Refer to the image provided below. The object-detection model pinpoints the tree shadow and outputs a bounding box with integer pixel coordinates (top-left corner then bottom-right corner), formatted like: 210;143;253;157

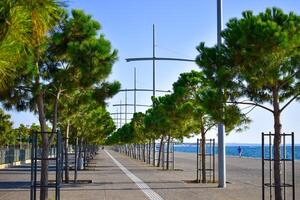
0;181;30;189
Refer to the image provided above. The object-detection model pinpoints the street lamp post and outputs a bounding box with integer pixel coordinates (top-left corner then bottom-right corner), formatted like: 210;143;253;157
134;68;137;113
152;24;156;166
217;0;226;188
125;90;128;124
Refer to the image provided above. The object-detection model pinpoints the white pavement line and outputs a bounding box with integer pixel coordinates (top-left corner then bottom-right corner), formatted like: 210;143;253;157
105;150;164;200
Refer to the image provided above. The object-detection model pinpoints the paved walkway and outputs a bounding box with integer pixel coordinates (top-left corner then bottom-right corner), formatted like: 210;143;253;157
0;148;299;200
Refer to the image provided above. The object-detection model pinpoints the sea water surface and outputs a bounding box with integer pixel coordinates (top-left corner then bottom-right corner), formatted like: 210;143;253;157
174;144;300;160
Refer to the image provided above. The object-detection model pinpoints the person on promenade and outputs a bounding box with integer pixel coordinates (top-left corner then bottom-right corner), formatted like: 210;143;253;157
238;146;243;158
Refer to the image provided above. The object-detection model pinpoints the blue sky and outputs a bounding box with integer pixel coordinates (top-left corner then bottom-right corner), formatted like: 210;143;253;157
7;0;300;143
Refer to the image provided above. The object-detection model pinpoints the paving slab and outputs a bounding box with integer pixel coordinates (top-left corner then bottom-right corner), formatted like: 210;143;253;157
0;148;299;200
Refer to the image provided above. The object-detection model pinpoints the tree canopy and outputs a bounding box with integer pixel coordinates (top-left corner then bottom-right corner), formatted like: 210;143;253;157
196;7;300;199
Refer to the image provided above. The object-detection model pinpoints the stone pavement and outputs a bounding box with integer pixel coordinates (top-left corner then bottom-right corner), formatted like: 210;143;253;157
0;148;299;200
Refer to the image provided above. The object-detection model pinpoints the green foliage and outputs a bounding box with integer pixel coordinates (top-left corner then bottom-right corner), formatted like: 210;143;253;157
196;7;300;133
106;123;134;145
0;8;119;132
74;104;115;144
0;0;30;90
197;7;300;108
0;0;64;90
222;7;300;104
0;3;118;200
196;8;300;198
12;123;51;145
0;108;13;145
48;9;118;88
106;112;148;145
131;112;147;143
0;108;48;146
58;89;117;145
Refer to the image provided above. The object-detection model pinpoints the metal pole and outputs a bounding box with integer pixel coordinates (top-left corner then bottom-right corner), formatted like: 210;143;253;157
217;0;223;47
34;132;37;199
213;139;215;183
125;90;127;124
134;68;137;113
292;132;295;200
116;108;119;129
56;131;60;200
262;133;265;200
65;122;69;183
196;138;199;182
152;24;156;167
218;124;226;187
217;0;226;188
74;136;78;183
269;132;272;200
153;24;156;102
60;131;64;184
283;133;286;199
30;132;35;200
120;101;122;128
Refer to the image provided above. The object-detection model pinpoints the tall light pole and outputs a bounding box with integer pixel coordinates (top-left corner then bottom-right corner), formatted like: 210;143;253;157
152;24;156;166
217;0;226;188
125;90;128;124
119;100;122;128
116;108;119;129
152;24;156;104
134;68;137;113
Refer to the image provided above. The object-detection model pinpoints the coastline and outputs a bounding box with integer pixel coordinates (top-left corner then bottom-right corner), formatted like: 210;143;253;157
176;151;300;162
174;144;300;160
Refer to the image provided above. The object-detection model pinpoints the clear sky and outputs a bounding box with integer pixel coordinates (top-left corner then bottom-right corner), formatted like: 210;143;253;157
6;0;300;144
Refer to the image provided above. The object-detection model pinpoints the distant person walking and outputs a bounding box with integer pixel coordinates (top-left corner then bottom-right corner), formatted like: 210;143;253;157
238;146;243;158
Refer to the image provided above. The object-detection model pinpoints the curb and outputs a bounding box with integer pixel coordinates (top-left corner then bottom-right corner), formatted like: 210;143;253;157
0;159;31;169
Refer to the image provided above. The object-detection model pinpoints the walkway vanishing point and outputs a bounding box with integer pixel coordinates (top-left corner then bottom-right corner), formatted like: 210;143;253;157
0;148;299;200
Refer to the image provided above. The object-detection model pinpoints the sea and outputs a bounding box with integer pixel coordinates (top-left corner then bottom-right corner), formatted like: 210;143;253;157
174;144;300;160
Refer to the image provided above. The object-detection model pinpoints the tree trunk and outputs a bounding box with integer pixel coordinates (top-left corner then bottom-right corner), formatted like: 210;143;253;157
166;135;171;170
152;139;156;166
148;142;151;164
74;136;78;183
83;141;87;169
157;136;164;167
138;144;141;160
64;121;70;183
143;143;146;162
201;130;206;183
272;89;282;200
37;92;49;200
49;90;61;144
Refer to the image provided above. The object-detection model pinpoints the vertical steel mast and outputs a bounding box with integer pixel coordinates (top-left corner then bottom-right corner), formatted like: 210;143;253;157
134;68;137;114
152;24;156;167
126;25;196;168
125;90;128;124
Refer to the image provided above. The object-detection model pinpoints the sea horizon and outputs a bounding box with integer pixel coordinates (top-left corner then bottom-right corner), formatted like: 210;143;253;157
174;143;300;160
178;143;300;146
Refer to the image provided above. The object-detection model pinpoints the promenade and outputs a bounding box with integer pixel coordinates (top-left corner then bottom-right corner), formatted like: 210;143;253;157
0;148;299;200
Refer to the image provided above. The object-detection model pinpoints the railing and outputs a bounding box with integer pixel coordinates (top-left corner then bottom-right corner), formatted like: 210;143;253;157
262;132;295;200
0;146;31;165
0;145;59;165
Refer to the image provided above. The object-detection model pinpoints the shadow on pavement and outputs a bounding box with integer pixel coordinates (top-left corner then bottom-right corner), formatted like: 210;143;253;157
0;181;30;189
